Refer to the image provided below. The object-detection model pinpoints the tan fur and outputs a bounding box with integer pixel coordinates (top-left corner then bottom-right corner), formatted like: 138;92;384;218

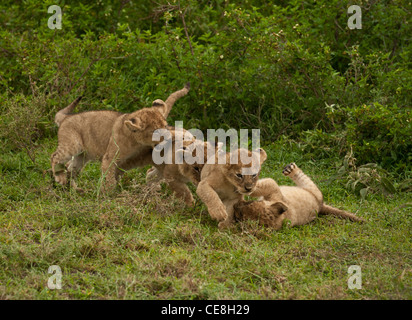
146;128;223;206
196;148;267;229
234;163;365;229
175;138;224;188
55;96;83;127
50;84;190;192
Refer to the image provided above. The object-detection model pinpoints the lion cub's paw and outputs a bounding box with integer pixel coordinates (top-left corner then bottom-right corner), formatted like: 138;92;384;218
218;219;233;229
183;194;195;207
210;204;228;222
54;172;68;185
146;167;159;183
282;162;297;176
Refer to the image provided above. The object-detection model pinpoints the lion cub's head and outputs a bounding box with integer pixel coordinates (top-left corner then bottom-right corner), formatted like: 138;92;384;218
234;199;288;229
223;148;267;195
124;108;167;147
177;140;224;185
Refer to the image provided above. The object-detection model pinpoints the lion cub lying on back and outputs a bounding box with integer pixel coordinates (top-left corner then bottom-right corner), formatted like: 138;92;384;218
51;84;189;192
196;148;267;229
234;163;365;229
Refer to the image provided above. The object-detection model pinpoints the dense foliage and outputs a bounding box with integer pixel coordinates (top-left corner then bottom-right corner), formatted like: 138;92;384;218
0;0;410;173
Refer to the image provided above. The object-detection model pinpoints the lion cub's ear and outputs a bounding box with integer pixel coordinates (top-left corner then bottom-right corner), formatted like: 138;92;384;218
270;202;288;215
151;99;167;116
256;148;267;165
176;146;201;165
124;118;145;132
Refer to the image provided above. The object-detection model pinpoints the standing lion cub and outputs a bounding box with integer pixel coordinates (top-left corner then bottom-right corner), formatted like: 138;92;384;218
196;148;267;229
145;127;222;206
51;84;190;192
234;163;365;229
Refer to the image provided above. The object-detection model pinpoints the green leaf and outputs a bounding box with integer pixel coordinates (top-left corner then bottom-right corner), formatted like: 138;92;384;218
380;177;396;194
343;157;349;170
326;174;339;185
398;179;412;192
360;187;369;200
337;166;346;175
359;163;378;169
352;179;360;191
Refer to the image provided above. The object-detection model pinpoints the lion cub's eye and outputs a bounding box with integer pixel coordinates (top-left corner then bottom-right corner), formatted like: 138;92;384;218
252;173;258;178
194;166;200;172
236;173;243;179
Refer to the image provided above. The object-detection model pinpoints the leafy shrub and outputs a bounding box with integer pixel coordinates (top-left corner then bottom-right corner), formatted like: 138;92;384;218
344;103;411;170
0;0;410;173
323;102;411;171
299;126;347;160
0;91;50;163
327;150;397;199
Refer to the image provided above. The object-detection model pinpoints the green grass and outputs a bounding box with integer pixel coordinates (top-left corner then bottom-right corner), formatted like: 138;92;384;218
0;138;411;299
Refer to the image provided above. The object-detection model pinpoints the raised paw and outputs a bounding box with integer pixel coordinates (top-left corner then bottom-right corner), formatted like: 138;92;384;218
282;162;298;176
282;162;297;176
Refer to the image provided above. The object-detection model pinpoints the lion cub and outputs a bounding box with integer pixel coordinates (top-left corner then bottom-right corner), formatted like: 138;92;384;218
146;128;223;206
196;148;267;229
51;84;190;192
234;163;365;229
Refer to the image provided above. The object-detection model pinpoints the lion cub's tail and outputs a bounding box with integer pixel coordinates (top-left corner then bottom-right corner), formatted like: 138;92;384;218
320;204;365;223
54;96;82;127
163;83;190;118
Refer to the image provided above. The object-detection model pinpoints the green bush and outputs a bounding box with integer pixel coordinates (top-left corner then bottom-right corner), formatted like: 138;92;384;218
327;151;397;199
0;90;51;163
0;0;410;173
343;103;411;171
300;101;411;172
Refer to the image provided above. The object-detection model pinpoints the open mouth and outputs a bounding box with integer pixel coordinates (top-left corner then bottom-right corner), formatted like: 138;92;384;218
234;188;254;195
